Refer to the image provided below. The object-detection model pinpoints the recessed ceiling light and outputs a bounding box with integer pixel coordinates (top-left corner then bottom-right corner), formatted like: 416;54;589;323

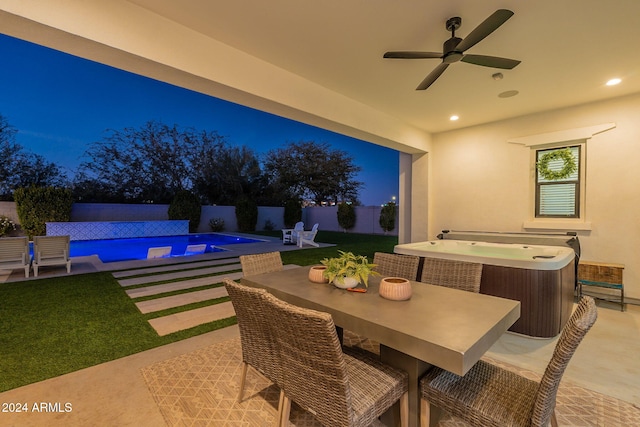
450;115;459;121
606;78;621;86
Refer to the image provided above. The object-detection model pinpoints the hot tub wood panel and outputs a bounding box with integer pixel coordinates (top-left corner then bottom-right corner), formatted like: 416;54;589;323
480;262;574;338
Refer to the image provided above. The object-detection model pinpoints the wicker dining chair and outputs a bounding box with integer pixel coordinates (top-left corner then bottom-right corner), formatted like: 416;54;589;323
420;257;483;293
265;293;410;427
373;252;421;281
239;251;283;276
223;279;285;426
419;296;598;427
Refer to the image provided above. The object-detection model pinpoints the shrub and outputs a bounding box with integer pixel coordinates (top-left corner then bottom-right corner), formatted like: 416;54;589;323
14;186;73;239
235;196;258;232
208;217;225;232
379;202;397;233
168;190;201;233
337;202;356;232
263;219;275;231
0;215;16;237
283;198;302;228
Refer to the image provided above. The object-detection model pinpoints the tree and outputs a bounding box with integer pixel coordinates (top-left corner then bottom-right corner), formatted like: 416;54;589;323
235;195;258;232
0;114;67;199
379;201;397;233
191;144;265;205
168;190;201;233
75;121;270;205
337;202;356;232
76;121;194;203
0;115;21;198
263;141;363;205
14;186;73;238
283;198;302;228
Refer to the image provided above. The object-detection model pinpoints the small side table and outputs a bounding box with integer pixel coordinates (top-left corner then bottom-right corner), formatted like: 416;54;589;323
578;261;625;311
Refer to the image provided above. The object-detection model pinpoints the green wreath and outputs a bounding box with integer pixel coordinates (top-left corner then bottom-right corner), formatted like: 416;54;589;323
536;148;577;180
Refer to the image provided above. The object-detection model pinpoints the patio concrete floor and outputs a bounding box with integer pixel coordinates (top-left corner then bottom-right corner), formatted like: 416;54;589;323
1;234;639;425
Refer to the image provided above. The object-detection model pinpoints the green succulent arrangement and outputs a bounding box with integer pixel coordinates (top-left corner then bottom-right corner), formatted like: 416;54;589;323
321;250;378;287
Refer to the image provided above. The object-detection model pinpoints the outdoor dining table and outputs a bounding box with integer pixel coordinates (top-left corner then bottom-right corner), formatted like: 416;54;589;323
241;266;520;427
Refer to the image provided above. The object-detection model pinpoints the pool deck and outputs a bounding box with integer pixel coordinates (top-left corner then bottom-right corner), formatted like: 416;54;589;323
0;232;333;283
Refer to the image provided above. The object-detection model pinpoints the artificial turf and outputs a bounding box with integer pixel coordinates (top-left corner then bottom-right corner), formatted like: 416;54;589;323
0;231;397;392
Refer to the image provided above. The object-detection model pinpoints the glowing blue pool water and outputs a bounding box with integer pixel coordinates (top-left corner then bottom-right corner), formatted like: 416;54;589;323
67;233;263;263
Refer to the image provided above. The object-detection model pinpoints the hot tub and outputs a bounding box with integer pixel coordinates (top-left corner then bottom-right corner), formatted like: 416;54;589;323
394;239;576;338
393;240;575;270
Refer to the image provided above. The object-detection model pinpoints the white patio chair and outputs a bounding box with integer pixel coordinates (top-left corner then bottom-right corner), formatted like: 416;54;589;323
0;236;31;278
282;221;304;245
297;223;319;248
33;235;71;277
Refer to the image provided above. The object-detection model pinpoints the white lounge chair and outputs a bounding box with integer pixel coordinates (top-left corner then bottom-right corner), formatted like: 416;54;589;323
297;223;319;247
147;246;172;259
184;244;207;255
33;235;71;277
0;236;31;278
282;221;304;245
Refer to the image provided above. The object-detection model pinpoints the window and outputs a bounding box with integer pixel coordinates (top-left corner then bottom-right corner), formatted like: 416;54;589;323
535;146;580;218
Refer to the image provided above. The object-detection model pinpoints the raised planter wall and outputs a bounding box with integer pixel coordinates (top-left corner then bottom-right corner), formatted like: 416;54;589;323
46;220;189;241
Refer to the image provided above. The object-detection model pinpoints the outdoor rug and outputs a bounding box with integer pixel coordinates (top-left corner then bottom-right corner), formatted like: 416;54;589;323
141;337;640;427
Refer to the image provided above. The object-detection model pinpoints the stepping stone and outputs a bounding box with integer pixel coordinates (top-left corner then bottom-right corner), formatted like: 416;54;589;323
112;257;240;278
135;286;229;314
118;263;242;287
148;301;236;336
125;272;243;298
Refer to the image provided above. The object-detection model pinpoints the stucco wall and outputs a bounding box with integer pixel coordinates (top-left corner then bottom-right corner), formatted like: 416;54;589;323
4;202;396;236
303;206;397;236
0;201;18;222
428;92;640;300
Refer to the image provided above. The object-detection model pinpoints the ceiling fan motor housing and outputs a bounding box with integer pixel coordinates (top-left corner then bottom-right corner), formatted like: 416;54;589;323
443;37;463;63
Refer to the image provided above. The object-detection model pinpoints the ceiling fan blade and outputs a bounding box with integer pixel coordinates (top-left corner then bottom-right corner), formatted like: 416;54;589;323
455;9;514;52
461;54;521;69
416;63;449;90
384;51;442;59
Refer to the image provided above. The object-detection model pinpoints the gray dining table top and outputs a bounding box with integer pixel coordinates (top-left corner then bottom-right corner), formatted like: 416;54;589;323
241;266;520;376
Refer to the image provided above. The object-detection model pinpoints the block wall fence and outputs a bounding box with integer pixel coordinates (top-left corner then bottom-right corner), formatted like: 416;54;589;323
0;202;398;236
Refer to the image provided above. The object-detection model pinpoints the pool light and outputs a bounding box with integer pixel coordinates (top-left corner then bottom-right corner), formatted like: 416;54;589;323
606;78;621;86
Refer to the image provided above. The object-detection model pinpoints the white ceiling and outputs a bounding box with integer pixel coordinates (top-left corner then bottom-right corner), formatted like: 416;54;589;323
126;0;640;134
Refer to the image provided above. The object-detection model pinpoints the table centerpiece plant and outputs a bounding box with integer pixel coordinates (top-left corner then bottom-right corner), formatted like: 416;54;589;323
321;250;378;289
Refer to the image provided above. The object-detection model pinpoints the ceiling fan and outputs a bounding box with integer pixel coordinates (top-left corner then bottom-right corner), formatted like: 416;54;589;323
384;9;521;90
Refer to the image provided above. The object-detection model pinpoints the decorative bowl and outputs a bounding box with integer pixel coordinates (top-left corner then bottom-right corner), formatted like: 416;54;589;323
333;276;360;289
379;277;412;301
308;265;329;283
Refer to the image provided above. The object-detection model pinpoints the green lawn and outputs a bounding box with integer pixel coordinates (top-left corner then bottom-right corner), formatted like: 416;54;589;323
0;231;397;392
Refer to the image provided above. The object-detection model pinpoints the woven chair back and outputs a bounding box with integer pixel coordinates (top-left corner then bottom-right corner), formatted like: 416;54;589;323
223;279;282;386
239;251;283;276
373;252;420;281
266;295;353;426
531;296;597;426
420;257;483;293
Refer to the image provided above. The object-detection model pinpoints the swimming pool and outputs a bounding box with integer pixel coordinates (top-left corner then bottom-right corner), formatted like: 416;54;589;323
67;233;263;263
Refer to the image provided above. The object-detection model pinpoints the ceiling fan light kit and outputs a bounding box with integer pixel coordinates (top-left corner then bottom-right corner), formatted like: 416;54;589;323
384;9;521;91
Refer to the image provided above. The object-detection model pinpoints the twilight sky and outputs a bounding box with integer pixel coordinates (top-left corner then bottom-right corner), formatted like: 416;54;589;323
0;34;399;206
